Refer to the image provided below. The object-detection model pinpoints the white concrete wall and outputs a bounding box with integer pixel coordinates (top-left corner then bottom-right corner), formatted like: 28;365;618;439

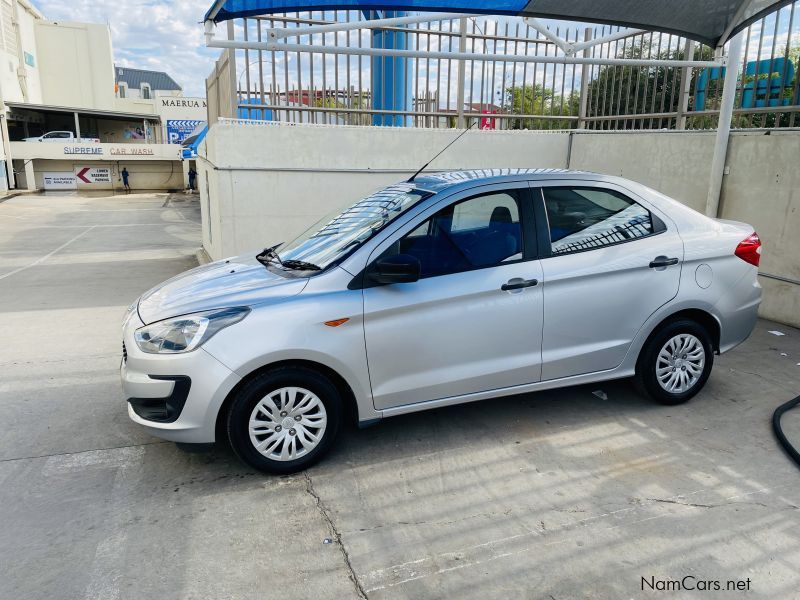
568;131;716;213
199;122;569;261
199;122;800;327
34;21;116;110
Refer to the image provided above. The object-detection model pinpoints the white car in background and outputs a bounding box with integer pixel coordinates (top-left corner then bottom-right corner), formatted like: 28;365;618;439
23;131;100;143
121;169;762;474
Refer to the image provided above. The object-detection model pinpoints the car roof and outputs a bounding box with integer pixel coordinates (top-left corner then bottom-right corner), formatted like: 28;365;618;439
411;168;617;194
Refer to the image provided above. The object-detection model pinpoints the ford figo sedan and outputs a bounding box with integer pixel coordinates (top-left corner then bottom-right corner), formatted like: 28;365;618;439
122;169;762;473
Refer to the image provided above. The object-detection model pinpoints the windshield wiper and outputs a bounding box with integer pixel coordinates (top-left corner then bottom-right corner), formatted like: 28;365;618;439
256;244;283;267
281;259;321;271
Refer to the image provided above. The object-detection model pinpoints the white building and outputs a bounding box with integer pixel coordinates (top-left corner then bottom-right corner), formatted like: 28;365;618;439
0;0;206;192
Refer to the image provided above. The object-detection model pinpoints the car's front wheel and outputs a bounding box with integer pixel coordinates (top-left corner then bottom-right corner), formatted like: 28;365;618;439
635;319;714;405
227;367;342;474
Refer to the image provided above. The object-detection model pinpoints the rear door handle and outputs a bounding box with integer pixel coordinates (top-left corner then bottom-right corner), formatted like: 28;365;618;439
501;278;539;291
649;256;679;269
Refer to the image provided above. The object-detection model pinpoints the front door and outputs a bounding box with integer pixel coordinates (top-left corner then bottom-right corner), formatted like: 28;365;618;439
362;184;544;410
536;181;683;381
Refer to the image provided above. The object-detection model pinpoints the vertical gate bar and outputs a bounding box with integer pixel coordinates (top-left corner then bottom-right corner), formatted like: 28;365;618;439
647;32;663;128
556;27;566;128
766;8;781;128
446;19;453;127
676;38;695;129
621;33;636;129
295;12;303;123
572;27;592;129
456;17;466;127
426;21;433;127
243;18;250;118
611;30;627;129
597;26;610;129
777;3;796;127
520;23;530;129
356;11;372;120
659;34;675;128
435;19;443;127
333;10;341;124
227;20;237;119
509;22;520;130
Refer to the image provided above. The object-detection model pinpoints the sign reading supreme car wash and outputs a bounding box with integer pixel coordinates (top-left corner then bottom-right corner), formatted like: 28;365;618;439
43;172;77;190
75;166;111;185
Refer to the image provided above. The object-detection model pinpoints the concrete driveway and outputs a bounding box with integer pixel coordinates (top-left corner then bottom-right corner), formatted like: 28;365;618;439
1;191;799;600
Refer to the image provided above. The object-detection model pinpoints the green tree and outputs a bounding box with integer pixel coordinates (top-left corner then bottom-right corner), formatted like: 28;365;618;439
503;84;578;130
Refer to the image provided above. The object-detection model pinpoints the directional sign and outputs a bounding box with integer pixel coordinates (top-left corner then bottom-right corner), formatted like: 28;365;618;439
75;166;111;184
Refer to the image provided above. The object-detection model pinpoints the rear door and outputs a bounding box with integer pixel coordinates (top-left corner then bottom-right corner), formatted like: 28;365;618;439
362;182;544;410
535;180;683;381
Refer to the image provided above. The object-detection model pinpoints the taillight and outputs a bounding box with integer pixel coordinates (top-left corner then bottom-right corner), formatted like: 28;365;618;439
735;232;761;267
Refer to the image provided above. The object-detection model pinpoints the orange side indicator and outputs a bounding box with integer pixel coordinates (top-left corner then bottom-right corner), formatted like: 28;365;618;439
324;318;350;327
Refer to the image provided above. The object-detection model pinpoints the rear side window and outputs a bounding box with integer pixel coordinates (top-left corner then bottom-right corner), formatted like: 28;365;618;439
543;187;656;256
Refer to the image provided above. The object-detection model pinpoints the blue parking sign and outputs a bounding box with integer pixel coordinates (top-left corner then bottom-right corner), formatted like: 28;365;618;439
167;120;205;144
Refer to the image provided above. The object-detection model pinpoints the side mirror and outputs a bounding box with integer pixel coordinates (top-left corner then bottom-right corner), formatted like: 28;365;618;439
368;254;421;285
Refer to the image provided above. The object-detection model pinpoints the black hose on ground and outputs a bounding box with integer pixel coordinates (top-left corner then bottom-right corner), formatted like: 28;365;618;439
773;395;800;469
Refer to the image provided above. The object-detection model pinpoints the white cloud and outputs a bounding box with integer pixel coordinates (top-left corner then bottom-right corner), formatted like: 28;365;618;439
32;0;216;97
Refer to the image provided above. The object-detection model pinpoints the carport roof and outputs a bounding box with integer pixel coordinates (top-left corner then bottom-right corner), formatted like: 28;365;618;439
5;102;161;122
203;0;791;47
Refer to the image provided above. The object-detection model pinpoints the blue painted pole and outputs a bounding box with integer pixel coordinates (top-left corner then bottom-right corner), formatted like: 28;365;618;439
365;10;412;127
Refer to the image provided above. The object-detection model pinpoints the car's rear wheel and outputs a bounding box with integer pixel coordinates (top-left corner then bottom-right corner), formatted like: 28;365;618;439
635;319;714;405
227;367;341;474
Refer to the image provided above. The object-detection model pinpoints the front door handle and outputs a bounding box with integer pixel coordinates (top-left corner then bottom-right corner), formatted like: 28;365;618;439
649;256;679;269
501;278;539;291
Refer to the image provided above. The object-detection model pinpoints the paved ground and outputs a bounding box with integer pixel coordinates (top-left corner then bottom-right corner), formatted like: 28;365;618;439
1;191;800;600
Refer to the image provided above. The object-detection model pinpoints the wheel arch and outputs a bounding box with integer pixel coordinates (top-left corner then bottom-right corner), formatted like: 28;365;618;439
641;308;722;362
215;359;362;441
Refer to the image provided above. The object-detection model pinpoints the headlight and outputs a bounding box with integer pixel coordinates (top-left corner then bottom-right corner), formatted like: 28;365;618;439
134;307;250;354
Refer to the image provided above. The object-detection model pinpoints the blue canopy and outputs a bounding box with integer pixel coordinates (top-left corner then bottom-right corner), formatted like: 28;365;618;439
205;0;792;47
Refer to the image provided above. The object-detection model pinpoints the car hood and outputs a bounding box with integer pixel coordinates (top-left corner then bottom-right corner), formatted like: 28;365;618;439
137;254;308;324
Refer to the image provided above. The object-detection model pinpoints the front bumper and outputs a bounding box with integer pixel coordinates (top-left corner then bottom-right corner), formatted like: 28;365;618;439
121;311;242;443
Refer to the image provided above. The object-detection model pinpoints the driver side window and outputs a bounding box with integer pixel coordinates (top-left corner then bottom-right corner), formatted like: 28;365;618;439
380;191;524;279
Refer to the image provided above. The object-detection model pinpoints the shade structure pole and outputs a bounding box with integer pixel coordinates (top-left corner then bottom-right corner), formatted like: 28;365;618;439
366;10;412;127
705;32;743;218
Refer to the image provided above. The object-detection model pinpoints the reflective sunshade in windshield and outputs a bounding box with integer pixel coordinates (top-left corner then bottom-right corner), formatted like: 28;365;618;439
275;185;429;270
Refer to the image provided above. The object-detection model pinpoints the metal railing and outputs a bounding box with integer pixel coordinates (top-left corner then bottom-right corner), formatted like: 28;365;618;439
207;4;800;130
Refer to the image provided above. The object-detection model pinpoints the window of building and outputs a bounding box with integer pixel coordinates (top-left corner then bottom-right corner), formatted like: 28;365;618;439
141;84;151;100
542;187;656;256
118;82;127;98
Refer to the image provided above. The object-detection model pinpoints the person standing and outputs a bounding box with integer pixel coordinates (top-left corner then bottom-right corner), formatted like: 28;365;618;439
188;167;197;192
121;167;131;192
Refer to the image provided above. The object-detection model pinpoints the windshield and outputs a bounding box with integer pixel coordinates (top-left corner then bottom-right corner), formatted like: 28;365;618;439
273;185;429;271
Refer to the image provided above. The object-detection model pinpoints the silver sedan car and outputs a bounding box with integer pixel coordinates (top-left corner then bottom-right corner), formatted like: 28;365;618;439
121;169;762;473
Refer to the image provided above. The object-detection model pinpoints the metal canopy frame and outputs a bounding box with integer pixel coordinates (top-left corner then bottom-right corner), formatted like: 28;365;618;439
204;11;727;68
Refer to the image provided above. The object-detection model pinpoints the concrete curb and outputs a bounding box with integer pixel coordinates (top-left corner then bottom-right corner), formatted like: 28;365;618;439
195;247;212;265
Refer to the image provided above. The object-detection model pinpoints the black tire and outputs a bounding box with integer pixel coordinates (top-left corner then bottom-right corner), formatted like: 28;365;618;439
227;366;342;474
634;318;714;405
